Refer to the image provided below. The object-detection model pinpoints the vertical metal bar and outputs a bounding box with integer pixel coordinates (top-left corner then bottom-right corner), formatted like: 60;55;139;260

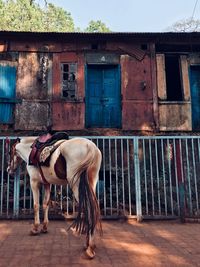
149;139;155;216
142;139;148;215
96;139;100;202
17;168;20;217
66;185;69;215
13;173;16;216
109;139;112;215
185;139;192;215
121;139;125;214
167;139;174;215
198;138;200;163
23;174;27;210
134;138;142;222
174;139;185;222
13;167;20;218
6;172;10;216
6;140;10;217
73;195;76;216
192;138;199;212
103;139;106;216
0;139;5;215
115;139;119;214
54;185;57;201
29;181;32;212
60;185;63;211
155;139;161;215
173;139;180;216
127;139;131;215
161;139;167;215
179;140;184;183
198;138;200;162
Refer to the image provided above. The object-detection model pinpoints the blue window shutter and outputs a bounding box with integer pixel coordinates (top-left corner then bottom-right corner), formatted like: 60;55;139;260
0;65;17;123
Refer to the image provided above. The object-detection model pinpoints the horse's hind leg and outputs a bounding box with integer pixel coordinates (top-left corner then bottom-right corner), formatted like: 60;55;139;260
41;184;51;233
30;180;40;235
85;165;101;258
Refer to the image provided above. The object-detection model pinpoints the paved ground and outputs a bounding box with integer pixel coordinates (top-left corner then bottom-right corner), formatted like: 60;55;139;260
0;219;200;267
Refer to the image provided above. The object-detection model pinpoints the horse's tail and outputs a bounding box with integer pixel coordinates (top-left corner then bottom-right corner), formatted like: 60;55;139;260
70;143;102;237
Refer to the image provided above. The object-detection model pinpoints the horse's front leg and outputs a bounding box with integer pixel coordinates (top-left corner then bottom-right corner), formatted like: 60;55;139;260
41;183;51;234
30;180;41;235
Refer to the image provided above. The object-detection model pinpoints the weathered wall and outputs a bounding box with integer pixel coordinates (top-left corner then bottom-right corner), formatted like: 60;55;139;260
121;54;154;130
52;102;84;130
52;52;85;131
14;52;52;130
15;101;51;131
159;103;192;131
1;33;198;134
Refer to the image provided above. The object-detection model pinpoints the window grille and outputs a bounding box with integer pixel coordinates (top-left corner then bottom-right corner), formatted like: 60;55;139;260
61;63;77;100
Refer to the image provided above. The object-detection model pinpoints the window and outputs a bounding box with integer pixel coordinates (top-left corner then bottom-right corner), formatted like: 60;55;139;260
61;63;77;100
165;54;183;101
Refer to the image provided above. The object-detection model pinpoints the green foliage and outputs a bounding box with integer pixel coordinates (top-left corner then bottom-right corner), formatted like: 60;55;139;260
0;0;75;32
0;1;111;32
85;20;111;32
43;3;74;32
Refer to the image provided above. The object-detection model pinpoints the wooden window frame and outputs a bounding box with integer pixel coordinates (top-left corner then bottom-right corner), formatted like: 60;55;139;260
156;54;190;102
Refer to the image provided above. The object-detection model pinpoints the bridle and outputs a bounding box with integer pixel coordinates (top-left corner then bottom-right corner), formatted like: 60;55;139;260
7;138;21;174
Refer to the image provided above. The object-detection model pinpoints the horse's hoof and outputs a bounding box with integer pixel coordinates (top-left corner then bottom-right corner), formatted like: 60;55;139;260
30;229;40;236
84;244;96;251
85;247;95;259
40;228;48;234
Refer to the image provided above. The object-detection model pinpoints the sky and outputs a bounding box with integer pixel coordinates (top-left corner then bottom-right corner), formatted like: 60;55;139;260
47;0;200;32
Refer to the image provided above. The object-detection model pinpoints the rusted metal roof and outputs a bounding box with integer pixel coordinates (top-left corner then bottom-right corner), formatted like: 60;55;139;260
1;30;200;42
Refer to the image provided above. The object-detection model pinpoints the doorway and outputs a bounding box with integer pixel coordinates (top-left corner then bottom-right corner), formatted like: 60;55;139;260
85;64;121;128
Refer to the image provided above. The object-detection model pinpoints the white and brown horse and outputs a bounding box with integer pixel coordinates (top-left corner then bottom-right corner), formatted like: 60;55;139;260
7;136;102;258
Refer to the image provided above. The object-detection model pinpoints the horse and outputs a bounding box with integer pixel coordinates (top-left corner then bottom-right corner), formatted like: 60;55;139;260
7;135;102;259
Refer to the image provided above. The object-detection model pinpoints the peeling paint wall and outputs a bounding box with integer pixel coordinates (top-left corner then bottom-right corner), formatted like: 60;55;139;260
121;54;154;130
159;104;192;131
14;52;52;130
15;101;50;131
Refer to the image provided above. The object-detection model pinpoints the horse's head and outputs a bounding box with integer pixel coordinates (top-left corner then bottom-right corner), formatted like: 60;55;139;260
7;138;22;175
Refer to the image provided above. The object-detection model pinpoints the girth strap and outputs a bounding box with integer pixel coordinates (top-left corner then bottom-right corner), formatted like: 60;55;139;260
38;164;49;185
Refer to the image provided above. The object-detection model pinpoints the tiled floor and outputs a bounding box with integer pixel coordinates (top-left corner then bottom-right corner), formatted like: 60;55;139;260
0;220;199;266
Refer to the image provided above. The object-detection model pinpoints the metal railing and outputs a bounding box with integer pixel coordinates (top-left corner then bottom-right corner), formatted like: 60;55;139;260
0;136;200;221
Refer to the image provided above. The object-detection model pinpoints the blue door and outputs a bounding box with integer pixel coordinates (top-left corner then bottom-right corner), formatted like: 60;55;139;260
86;65;121;128
190;66;200;130
0;64;17;123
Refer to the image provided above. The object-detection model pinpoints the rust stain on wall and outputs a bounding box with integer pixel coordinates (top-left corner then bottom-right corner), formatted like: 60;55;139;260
121;54;154;130
52;102;84;131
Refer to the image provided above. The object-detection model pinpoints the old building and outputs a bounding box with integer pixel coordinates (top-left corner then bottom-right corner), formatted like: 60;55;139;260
0;31;200;135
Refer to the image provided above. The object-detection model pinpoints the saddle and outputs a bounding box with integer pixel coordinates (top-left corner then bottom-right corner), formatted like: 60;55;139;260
29;132;69;167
